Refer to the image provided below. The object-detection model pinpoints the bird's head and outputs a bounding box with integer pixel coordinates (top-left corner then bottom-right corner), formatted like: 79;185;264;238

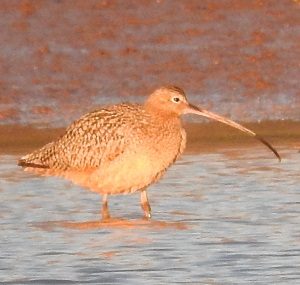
145;86;190;116
145;86;281;161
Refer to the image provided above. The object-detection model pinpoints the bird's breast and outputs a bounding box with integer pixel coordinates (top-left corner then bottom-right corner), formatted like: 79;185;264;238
65;115;186;195
130;118;186;182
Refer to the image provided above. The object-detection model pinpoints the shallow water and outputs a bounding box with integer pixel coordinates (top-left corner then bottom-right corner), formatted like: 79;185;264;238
1;146;299;284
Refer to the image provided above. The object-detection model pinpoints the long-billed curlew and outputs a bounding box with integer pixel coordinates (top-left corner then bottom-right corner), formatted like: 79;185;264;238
18;86;280;220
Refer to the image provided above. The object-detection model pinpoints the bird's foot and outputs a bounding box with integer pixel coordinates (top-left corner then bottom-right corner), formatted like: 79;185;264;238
101;208;111;221
101;194;111;221
141;203;152;220
143;212;152;220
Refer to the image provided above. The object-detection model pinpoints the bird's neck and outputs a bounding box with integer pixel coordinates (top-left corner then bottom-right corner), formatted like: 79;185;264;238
144;107;182;130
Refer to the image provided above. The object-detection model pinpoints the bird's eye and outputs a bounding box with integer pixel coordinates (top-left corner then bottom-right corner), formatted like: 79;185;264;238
172;97;180;103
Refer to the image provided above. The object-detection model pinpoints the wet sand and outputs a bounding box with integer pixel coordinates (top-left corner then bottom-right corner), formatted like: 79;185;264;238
1;121;299;154
0;0;299;125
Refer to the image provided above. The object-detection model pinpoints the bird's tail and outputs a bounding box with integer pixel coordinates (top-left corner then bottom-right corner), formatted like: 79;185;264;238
18;142;55;169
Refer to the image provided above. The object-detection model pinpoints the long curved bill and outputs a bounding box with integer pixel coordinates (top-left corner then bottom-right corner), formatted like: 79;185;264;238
186;104;281;162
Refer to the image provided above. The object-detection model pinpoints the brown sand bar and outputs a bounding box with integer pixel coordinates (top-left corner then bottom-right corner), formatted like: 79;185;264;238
0;0;299;125
1;121;299;155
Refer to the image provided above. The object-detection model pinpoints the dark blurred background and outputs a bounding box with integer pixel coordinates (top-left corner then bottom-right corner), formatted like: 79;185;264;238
0;0;299;127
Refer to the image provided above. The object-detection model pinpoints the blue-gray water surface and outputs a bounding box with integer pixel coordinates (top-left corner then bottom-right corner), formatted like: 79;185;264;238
1;146;299;284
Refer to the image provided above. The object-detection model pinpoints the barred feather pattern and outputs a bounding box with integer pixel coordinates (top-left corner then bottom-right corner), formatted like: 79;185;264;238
19;103;186;195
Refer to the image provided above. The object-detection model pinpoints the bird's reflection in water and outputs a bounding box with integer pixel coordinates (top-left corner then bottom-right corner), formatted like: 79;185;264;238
34;218;189;231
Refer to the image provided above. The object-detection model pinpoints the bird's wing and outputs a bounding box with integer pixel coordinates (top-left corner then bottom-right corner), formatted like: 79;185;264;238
56;106;135;169
19;105;139;170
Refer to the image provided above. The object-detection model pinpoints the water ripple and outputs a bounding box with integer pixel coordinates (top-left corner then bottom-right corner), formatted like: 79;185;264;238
0;146;299;284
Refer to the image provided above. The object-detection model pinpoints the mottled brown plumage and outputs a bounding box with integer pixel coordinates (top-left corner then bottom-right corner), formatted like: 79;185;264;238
18;86;280;220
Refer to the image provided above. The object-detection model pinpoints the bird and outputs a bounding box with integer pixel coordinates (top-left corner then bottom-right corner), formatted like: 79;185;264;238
18;86;281;220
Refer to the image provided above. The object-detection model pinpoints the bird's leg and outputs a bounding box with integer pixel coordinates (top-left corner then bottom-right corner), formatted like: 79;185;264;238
101;194;110;221
140;190;151;219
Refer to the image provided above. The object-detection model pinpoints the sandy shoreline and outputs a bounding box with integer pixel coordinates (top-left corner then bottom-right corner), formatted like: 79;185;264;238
1;120;299;155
